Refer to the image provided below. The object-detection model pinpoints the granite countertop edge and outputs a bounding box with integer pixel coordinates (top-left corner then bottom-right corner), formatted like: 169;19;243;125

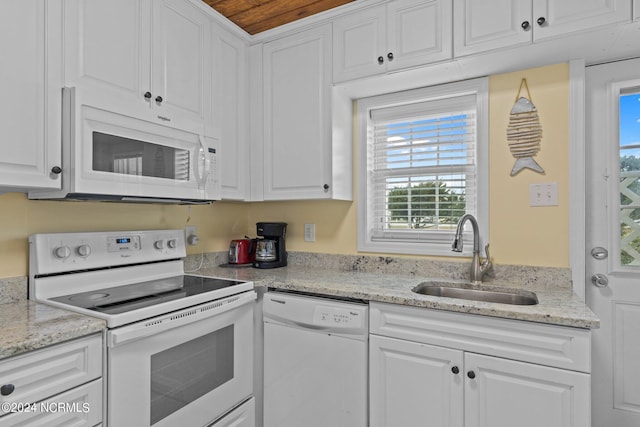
0;300;106;360
197;264;600;330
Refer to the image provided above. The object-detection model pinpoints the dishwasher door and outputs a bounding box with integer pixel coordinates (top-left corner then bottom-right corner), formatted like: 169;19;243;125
263;292;368;427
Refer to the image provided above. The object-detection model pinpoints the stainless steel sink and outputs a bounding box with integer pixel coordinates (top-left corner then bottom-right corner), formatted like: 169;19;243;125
412;281;538;306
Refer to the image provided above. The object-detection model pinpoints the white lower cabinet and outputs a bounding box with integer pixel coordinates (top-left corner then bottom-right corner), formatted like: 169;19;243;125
0;334;103;426
370;302;591;427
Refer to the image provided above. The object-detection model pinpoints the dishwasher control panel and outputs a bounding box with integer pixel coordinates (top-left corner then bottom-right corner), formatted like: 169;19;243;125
313;306;363;328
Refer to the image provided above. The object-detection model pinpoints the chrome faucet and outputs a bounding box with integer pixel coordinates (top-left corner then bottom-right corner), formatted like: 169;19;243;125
451;214;492;284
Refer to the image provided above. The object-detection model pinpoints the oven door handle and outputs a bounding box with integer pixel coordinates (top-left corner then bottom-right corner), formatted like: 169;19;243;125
107;291;256;348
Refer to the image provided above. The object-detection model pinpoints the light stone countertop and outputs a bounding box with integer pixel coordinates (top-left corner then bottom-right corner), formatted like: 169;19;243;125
191;252;599;329
0;300;106;360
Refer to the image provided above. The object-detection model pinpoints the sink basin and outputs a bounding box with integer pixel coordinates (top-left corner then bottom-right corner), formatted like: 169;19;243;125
412;281;538;306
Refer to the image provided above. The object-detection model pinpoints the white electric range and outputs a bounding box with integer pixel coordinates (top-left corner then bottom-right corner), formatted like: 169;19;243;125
29;229;256;427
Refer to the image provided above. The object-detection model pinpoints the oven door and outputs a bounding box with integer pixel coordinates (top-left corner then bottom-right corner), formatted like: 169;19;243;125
106;291;255;427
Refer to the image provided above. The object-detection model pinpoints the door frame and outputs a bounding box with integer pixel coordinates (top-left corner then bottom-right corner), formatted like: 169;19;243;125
569;59;586;300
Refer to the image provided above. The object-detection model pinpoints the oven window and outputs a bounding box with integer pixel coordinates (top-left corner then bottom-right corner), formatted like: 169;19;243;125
150;325;234;425
92;132;190;181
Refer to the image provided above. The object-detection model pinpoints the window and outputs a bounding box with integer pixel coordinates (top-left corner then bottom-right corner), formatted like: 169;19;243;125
357;78;488;256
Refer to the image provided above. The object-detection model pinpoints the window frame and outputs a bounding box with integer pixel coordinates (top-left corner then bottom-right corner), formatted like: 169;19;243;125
357;78;489;256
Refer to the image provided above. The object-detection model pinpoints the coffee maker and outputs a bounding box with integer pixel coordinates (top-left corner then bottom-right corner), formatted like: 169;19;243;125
254;222;287;269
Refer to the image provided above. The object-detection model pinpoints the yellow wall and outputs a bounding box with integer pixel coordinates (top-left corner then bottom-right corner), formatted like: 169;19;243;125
0;63;571;278
489;63;569;267
0;193;248;277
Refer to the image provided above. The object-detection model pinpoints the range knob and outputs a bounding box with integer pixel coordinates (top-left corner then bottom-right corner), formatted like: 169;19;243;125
77;244;92;257
167;239;177;249
54;246;71;259
154;240;165;250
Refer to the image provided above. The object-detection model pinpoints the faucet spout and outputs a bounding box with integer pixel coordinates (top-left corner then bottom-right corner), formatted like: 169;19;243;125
451;214;491;284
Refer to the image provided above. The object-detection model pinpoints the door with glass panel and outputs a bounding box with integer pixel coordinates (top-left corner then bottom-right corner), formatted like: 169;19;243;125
586;58;640;427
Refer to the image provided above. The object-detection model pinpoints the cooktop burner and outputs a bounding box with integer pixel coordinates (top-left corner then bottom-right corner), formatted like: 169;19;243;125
51;275;244;315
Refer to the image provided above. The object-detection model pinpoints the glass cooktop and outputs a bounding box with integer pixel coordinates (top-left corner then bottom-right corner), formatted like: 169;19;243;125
50;275;245;315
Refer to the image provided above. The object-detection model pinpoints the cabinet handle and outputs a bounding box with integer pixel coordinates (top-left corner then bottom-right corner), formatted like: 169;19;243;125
521;21;530;30
377;56;384;65
155;96;163;103
451;366;460;375
51;166;62;175
537;17;546;26
387;52;394;61
144;91;152;100
467;370;476;379
1;384;15;396
323;184;330;190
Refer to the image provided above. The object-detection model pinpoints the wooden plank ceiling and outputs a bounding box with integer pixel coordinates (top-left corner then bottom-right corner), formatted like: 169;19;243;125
202;0;354;35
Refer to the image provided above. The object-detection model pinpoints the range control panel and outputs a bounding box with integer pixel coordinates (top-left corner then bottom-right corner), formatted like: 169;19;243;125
29;230;186;276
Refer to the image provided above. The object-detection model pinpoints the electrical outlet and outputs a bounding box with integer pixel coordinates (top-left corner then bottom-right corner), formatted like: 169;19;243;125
529;183;558;207
304;224;316;242
185;226;199;246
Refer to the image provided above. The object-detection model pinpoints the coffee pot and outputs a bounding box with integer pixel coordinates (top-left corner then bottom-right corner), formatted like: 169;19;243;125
254;222;287;269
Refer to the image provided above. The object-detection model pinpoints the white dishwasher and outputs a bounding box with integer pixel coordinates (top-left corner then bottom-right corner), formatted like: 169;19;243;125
263;291;368;427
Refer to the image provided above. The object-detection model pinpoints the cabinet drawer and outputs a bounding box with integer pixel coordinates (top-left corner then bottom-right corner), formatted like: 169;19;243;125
370;303;590;372
0;378;102;426
0;334;102;416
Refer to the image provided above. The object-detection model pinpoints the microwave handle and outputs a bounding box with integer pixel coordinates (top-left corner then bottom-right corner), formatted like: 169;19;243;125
194;135;210;190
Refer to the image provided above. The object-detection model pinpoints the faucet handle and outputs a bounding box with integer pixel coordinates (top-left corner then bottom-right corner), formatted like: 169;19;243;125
481;243;492;272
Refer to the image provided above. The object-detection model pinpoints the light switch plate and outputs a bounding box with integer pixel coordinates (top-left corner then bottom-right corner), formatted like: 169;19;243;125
304;224;316;242
529;183;558;206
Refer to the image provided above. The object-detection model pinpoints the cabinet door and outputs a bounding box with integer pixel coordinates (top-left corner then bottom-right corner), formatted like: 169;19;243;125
370;335;464;427
0;0;62;189
453;0;531;57
64;0;151;117
635;0;640;20
152;0;211;132
465;352;590;427
387;0;452;70
263;24;332;200
332;6;386;83
533;0;632;41
213;27;249;200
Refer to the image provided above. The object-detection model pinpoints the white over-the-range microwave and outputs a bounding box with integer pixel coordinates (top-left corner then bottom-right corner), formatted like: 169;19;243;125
28;87;220;204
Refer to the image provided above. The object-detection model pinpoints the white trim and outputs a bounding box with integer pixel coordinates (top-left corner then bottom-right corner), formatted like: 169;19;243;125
357;78;488;256
569;59;586;300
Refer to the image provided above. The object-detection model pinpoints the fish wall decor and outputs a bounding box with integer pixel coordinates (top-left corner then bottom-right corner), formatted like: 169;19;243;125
507;78;544;176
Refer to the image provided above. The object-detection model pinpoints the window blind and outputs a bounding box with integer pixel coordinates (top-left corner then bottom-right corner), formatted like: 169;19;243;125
368;94;477;242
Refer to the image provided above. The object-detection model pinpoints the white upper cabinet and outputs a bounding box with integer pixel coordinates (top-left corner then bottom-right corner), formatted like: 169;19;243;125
212;26;250;200
636;0;640;20
333;0;452;83
65;0;211;133
454;0;632;56
262;24;350;200
0;0;63;190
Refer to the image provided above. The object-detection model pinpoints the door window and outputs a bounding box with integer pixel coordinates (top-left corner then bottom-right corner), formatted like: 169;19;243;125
619;88;640;266
150;325;234;424
92;132;190;181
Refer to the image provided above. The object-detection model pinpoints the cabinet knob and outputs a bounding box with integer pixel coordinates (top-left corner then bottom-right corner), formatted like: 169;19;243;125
467;370;476;379
537;17;546;26
144;91;152;100
323;184;330;191
1;384;15;396
387;52;394;61
51;166;62;175
377;56;384;65
451;366;460;375
521;21;530;30
155;96;163;103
